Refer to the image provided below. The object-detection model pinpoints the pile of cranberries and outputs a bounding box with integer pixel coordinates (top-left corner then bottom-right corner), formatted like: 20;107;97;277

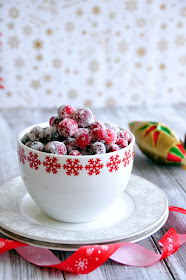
21;105;131;156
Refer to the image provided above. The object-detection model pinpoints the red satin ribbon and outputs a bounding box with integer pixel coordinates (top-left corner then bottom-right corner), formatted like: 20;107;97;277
0;206;185;274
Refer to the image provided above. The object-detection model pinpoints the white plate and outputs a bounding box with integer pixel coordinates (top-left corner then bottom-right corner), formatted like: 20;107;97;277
0;210;168;251
0;175;168;244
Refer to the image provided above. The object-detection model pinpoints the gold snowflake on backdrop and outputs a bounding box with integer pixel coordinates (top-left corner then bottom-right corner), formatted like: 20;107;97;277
180;7;186;17
33;39;43;50
43;74;52;82
159;64;166;70
161;23;167;29
30;80;41;90
118;40;128;53
14;57;24;68
9;7;19;18
136;47;146;56
177;22;183;28
23;26;32;35
46;29;53;35
7;23;14;30
52;58;62;68
92;6;101;15
175;35;186;46
36;54;43;61
7;36;20;48
157;39;168;52
125;1;137;12
89;60;99;72
68;89;78;99
136;18;146;27
76;8;83;16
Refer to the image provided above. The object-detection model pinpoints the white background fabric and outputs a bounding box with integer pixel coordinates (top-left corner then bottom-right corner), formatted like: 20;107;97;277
0;0;186;108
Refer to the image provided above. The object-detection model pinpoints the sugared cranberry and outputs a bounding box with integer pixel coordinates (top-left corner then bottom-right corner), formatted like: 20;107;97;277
122;130;132;143
47;141;67;155
90;142;106;154
91;128;107;142
116;138;128;148
29;126;45;141
106;123;120;133
105;128;117;145
64;138;77;153
76;130;91;149
69;150;82;156
25;141;33;148
107;144;120;152
74;128;89;138
58;105;75;119
58;118;78;137
72;107;94;127
21;132;30;144
49;116;61;127
45;127;60;141
89;120;106;130
30;141;45;151
45;141;54;152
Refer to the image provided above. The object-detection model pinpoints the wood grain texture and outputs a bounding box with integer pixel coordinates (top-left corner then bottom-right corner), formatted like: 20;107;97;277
0;105;185;280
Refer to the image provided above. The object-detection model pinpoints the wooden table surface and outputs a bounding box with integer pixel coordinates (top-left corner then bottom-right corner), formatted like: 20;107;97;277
0;105;185;280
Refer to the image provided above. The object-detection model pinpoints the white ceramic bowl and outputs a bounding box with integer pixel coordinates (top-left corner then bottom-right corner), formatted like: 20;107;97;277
17;122;135;223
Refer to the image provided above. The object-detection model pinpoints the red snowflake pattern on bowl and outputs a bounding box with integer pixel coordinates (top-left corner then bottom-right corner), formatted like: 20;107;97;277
122;150;131;167
85;159;103;175
132;145;134;160
106;155;121;172
27;152;41;170
63;159;83;176
18;147;26;164
43;156;61;174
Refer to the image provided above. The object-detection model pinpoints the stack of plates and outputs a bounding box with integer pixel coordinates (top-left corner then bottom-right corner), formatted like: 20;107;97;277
0;175;168;251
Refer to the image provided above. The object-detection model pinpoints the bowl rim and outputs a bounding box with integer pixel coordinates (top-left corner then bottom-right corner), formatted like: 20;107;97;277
17;122;135;159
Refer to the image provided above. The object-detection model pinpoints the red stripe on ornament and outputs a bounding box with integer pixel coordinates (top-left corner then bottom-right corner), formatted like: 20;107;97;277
167;153;181;163
153;131;160;146
144;125;157;137
176;144;186;156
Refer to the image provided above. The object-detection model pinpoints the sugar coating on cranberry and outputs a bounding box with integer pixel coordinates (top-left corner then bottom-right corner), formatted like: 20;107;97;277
91;128;107;142
21;132;30;144
25;141;33;148
58;105;75;119
76;130;91;149
49;116;61;127
44;126;60;141
105;128;117;145
89;121;106;130
73;107;94;128
107;144;120;152
74;128;89;139
106;123;120;133
45;141;54;152
58;118;78;137
29;126;45;141
116;138;128;148
64;138;77;153
122;130;132;143
69;150;82;156
30;141;45;151
47;141;67;155
90;142;106;154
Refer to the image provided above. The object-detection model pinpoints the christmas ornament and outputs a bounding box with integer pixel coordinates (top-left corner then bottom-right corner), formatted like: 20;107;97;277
129;121;186;169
